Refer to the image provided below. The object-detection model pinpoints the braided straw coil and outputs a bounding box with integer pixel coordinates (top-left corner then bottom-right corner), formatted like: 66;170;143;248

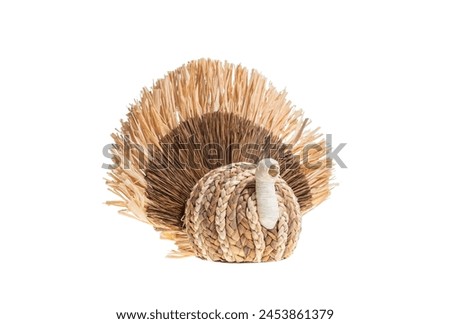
185;162;302;263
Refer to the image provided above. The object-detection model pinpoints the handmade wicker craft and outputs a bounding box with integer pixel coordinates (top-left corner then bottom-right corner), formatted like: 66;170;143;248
185;162;302;262
106;59;331;262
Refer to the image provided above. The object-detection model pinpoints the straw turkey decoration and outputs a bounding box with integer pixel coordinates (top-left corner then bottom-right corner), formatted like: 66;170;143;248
106;59;331;262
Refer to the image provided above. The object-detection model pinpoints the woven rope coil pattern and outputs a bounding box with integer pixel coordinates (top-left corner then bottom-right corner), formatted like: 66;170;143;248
185;163;302;262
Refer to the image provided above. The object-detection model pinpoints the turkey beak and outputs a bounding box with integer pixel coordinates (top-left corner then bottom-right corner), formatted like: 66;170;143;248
268;164;279;177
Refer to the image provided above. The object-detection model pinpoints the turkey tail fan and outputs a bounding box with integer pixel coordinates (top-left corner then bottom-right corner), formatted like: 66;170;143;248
106;59;331;258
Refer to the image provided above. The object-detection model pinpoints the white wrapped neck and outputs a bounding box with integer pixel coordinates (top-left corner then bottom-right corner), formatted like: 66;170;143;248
255;158;280;229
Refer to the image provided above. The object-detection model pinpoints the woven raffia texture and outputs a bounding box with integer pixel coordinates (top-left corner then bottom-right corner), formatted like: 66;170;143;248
185;162;302;262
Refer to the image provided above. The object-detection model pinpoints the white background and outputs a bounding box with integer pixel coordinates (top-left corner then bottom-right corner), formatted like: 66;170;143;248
1;1;449;323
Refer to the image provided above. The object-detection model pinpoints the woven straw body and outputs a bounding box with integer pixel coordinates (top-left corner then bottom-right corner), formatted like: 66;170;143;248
185;163;302;263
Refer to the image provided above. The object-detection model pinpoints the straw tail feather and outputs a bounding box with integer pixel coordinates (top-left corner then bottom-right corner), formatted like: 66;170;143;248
106;59;331;257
